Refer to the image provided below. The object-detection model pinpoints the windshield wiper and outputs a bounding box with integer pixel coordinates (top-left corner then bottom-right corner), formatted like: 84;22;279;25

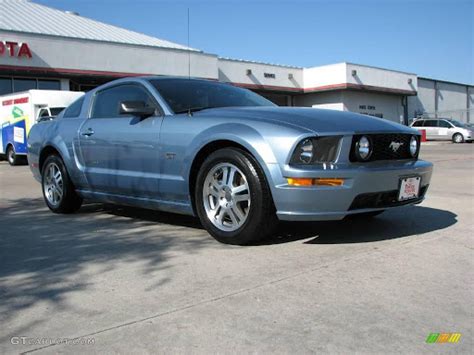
174;106;214;115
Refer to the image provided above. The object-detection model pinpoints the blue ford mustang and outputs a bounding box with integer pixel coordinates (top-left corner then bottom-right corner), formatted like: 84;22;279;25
27;77;433;244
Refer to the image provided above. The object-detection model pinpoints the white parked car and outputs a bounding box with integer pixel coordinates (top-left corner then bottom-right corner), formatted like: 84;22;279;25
410;118;473;143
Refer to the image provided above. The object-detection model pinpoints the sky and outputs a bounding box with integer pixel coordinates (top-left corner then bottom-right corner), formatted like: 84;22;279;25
36;0;473;84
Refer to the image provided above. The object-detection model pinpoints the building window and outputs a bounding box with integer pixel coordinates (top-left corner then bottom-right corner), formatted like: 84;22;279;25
38;80;61;90
13;78;37;92
0;77;62;93
0;77;13;95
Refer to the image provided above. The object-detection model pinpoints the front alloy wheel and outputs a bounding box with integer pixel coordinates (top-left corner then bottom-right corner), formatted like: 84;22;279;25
195;148;277;245
453;133;464;143
202;162;251;232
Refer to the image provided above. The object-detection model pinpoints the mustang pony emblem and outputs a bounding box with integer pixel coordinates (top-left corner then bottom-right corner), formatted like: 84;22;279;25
389;141;404;152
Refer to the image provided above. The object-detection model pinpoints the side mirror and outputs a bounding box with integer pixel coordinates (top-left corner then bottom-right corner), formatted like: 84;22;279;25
119;101;156;118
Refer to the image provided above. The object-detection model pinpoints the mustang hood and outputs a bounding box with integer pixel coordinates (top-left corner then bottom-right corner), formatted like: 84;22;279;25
198;107;417;135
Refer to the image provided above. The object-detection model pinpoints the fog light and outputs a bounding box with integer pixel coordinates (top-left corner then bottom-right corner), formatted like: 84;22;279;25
355;136;372;161
410;135;418;157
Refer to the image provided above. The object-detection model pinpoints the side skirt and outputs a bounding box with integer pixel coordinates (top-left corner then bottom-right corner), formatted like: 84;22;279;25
76;189;195;216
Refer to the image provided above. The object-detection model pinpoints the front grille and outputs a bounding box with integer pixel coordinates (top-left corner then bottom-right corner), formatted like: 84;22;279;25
348;185;429;210
350;134;419;162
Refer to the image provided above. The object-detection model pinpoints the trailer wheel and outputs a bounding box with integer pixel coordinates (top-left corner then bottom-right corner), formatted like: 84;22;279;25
7;145;20;166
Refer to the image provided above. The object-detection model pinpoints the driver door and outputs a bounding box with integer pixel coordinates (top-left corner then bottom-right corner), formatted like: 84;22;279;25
78;83;163;199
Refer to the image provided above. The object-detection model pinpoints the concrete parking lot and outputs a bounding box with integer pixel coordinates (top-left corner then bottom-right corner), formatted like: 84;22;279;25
0;143;472;354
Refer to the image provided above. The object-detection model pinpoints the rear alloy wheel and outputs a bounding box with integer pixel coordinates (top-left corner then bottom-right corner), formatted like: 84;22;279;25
452;133;464;143
41;155;83;213
195;148;277;245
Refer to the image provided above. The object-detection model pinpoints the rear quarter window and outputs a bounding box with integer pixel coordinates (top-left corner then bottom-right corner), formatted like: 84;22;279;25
63;96;85;118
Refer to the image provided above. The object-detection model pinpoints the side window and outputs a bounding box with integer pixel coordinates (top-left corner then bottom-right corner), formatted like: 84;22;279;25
412;120;424;127
63;96;85;118
91;84;157;118
423;120;438;127
438;120;452;128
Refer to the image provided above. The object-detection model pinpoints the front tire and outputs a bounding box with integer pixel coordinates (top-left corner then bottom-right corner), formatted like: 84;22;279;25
41;155;83;213
195;148;277;245
453;133;464;143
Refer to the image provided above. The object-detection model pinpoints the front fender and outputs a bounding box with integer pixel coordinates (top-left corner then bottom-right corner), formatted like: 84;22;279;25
183;123;278;185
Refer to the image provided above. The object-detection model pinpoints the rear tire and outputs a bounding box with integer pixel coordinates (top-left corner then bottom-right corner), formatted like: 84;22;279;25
195;148;277;245
41;155;83;213
452;133;464;143
7;145;20;166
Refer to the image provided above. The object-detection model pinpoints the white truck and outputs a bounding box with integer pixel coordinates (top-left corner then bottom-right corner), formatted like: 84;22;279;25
0;90;84;165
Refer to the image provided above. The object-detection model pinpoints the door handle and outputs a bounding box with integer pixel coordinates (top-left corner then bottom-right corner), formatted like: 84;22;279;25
81;128;94;137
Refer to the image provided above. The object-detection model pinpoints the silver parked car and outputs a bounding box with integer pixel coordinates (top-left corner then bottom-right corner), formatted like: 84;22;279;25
410;118;473;143
27;77;433;245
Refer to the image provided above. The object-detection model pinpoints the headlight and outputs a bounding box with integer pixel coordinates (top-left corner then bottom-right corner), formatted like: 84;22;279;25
299;139;313;164
409;135;419;157
355;135;372;161
290;136;342;165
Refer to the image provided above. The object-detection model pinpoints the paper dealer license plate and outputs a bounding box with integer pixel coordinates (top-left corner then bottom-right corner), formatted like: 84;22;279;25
398;176;421;201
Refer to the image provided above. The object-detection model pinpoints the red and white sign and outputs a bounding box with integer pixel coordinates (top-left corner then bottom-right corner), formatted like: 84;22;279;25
0;41;32;59
398;176;421;201
2;97;29;106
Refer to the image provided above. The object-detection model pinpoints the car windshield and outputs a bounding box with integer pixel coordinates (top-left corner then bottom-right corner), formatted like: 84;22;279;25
149;79;275;114
447;119;466;128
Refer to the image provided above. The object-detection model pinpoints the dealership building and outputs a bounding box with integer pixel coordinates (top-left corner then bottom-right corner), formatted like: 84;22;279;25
1;0;473;124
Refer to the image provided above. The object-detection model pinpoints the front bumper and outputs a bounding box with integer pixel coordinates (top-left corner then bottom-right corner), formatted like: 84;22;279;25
267;159;433;221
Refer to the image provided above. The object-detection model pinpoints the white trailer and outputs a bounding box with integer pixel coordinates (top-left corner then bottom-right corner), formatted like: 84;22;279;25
0;90;84;165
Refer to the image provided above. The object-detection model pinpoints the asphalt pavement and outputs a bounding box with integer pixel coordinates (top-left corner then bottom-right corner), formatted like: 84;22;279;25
0;142;472;354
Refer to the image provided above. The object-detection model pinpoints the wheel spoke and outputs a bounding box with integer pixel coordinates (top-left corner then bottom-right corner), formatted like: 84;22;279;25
215;207;224;224
221;167;229;186
227;166;236;186
56;186;63;199
209;186;219;198
54;170;62;184
234;193;250;203
232;184;248;194
228;208;238;225
231;205;245;222
52;189;59;203
211;179;221;191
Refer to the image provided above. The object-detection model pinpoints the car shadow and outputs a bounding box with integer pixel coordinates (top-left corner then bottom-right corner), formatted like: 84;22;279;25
0;198;213;330
81;203;457;246
78;202;204;230
259;206;457;245
0;197;456;333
